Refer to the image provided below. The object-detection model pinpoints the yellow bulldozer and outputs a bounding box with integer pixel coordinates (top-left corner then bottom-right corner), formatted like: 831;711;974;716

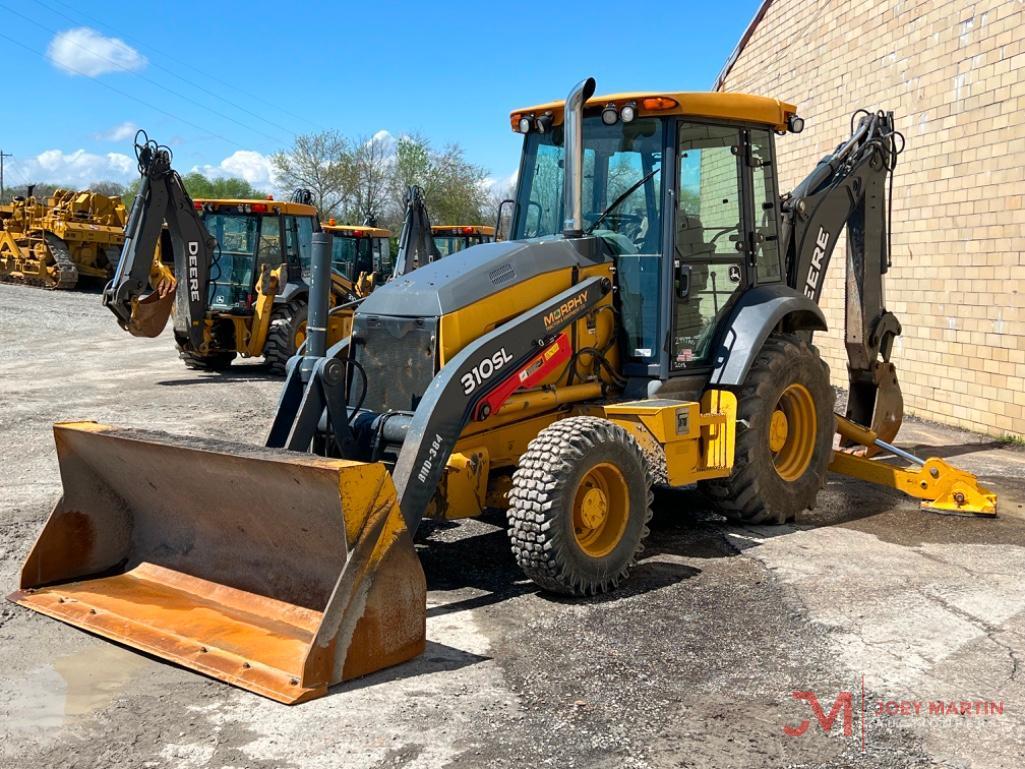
11;79;997;704
0;187;126;289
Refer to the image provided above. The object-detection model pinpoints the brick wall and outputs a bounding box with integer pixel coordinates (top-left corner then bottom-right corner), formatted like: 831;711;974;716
717;0;1025;438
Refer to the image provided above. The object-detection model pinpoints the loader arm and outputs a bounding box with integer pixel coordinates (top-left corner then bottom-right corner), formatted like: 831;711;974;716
781;111;904;442
103;133;215;349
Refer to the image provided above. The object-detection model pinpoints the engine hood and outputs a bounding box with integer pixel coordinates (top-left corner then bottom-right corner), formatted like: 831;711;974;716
359;237;603;318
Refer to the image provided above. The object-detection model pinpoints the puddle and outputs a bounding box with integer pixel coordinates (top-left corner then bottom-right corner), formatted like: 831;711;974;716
5;643;152;735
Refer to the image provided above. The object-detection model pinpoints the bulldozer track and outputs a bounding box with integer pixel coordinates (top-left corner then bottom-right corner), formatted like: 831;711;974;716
45;234;79;289
0;233;79;290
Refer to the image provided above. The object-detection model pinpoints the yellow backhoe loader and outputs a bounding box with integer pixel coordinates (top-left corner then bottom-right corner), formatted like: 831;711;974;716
322;221;392;296
431;224;496;257
103;133;359;374
0;187;126;289
11;79;996;705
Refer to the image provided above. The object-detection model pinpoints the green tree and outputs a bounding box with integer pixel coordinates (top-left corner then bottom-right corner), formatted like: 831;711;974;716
272;131;352;217
180;172;266;200
387;134;490;228
121;172;265;208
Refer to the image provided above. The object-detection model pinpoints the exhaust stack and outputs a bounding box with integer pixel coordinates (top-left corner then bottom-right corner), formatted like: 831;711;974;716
562;77;596;238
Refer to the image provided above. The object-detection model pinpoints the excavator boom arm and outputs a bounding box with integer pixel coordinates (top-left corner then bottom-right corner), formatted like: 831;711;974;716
781;111;904;440
102;134;214;349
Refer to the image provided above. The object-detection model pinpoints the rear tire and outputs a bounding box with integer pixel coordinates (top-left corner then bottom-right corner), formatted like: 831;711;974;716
507;416;653;596
264;299;308;375
699;333;834;524
178;348;236;371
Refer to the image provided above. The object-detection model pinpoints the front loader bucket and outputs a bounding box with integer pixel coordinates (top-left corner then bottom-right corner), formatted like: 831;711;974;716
9;422;426;704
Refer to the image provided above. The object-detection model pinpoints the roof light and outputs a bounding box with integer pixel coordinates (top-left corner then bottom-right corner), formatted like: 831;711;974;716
352;229;364;237
601;103;619;126
462;226;474;235
193;201;203;210
265;194;274;200
641;96;678;111
620;102;637;123
328;218;336;226
535;112;554;134
787;114;805;133
517;115;532;133
250;203;268;214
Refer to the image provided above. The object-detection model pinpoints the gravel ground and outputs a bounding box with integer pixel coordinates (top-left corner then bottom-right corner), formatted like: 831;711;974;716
1;283;1023;769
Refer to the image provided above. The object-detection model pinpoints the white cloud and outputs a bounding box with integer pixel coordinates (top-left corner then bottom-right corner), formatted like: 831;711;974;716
482;169;518;195
18;148;136;186
194;150;276;191
47;28;147;77
94;121;139;142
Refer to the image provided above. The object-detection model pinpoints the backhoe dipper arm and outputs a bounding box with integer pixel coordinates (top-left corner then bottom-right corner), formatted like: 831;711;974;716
392;185;440;277
102;133;214;349
781;111;905;440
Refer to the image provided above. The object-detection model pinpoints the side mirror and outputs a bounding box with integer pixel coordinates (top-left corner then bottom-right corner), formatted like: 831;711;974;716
675;261;691;300
495;198;516;242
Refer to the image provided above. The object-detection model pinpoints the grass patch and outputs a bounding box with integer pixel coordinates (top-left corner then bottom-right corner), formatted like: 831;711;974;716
998;433;1025;447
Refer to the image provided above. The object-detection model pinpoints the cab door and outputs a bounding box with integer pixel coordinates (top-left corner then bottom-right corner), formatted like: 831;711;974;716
669;122;782;371
670;122;748;369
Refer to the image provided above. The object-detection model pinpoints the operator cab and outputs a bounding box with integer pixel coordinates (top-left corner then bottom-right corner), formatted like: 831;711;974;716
508;91;799;388
193;198;317;313
322;223;392;283
431;225;495;257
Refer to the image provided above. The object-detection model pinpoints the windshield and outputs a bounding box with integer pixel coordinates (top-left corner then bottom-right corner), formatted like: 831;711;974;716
434;234;489;257
513;116;664;244
331;236;374;279
513;115;665;363
202;212;279;310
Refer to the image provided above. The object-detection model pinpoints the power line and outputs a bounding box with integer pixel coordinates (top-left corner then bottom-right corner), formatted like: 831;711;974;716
1;3;294;147
0;29;242;147
33;0;332;135
27;0;312;140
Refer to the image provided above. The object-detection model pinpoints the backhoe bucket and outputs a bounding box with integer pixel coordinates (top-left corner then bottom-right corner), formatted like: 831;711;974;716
9;422;426;704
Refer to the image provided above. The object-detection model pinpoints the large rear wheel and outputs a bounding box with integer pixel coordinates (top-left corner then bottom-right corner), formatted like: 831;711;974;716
507;416;652;596
699;333;834;524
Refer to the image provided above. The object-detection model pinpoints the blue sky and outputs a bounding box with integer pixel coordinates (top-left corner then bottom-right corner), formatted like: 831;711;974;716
0;0;761;192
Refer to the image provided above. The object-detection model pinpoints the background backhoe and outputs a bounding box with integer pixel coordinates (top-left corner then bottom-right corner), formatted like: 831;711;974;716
103;132;361;374
11;78;996;705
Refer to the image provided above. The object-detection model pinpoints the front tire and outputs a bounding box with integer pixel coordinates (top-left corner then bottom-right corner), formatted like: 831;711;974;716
264;299;308;375
699;333;834;524
177;347;235;371
507;416;653;596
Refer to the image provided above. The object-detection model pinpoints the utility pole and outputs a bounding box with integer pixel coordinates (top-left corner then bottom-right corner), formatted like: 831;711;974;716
0;150;12;200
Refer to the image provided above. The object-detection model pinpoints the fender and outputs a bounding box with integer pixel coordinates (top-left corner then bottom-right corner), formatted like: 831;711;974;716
707;284;827;388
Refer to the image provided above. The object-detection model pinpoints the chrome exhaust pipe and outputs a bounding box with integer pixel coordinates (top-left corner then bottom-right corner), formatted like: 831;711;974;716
562;77;596;238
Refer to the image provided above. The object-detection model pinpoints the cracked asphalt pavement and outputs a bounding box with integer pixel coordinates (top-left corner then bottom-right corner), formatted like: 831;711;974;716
1;284;1023;768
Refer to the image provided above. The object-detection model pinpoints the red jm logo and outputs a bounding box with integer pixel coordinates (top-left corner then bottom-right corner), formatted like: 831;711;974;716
783;691;854;737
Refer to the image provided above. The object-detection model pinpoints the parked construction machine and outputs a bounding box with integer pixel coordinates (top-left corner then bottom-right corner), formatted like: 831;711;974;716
0;188;126;289
12;79;997;704
103;133;360;374
431;224;496;257
322;220;392;295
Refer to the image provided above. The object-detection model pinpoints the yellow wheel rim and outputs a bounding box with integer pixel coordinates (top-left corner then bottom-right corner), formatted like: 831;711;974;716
294;320;307;350
572;462;629;558
771;383;817;481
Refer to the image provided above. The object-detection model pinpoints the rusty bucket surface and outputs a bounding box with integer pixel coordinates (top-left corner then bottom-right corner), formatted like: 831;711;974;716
10;422;426;704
